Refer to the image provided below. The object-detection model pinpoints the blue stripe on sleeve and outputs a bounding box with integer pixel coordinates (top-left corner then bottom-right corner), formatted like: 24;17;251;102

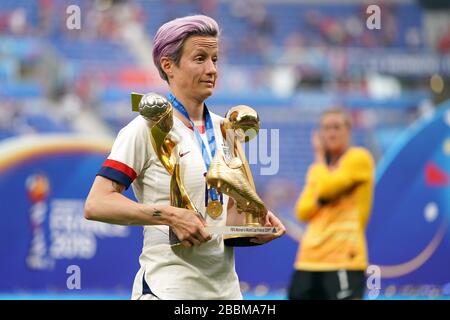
97;166;133;189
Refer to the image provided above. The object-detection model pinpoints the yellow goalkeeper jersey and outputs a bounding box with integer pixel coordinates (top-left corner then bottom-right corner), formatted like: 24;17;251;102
294;147;375;271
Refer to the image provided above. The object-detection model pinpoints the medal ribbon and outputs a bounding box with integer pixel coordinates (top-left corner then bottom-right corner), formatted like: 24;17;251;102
168;93;223;205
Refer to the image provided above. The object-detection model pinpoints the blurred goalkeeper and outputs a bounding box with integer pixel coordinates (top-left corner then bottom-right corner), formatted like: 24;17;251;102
289;108;375;300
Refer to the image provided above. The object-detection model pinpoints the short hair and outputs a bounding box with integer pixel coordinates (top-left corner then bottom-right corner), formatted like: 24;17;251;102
152;15;220;82
320;108;352;129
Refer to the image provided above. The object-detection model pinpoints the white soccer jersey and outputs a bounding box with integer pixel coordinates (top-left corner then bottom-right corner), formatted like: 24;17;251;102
97;111;242;300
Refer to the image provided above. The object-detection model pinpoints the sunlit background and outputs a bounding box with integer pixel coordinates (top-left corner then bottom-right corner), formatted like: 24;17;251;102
0;0;449;300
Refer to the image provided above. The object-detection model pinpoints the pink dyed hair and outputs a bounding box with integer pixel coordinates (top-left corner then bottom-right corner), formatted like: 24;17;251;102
152;15;220;82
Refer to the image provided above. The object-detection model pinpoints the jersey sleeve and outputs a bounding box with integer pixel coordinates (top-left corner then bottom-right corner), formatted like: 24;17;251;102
295;148;374;221
315;148;374;201
295;164;321;222
97;117;152;189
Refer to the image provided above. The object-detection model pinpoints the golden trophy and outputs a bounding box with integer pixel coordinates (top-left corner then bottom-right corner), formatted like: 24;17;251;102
131;92;201;245
131;92;277;247
206;105;278;247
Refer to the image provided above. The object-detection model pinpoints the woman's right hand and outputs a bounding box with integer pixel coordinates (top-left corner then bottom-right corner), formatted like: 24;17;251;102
311;130;325;163
166;206;212;247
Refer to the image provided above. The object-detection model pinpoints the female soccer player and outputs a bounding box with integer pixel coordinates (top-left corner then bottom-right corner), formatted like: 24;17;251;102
84;15;285;300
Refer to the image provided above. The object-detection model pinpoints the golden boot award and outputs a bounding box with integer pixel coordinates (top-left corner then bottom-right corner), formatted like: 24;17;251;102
206;105;278;247
131;92;201;246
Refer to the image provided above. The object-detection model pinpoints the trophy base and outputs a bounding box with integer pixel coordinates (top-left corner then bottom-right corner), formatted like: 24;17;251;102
205;226;278;247
224;235;262;247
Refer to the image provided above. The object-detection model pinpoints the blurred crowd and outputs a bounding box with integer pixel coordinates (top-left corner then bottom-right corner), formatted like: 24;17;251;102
0;0;448;144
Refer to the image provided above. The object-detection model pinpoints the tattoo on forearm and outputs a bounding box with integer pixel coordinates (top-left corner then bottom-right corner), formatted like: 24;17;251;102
152;208;162;217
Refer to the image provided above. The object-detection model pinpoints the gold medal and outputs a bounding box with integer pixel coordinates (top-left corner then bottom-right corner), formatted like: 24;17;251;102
206;200;223;219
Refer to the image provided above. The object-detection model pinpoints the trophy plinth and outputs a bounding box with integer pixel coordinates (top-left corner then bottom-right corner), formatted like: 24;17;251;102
223;213;261;247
